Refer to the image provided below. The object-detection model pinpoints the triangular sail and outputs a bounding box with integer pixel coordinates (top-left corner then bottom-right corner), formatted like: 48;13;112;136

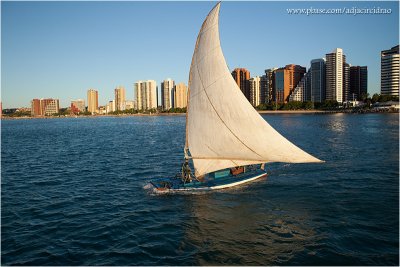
186;2;322;177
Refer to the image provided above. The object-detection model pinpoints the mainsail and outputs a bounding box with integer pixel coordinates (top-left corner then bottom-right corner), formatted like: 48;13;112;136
186;2;322;177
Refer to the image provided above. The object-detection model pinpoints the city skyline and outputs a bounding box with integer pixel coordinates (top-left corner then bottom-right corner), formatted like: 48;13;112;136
2;1;399;108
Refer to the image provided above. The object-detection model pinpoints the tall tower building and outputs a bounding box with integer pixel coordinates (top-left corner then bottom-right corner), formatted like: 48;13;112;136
135;80;157;110
232;68;250;101
274;64;306;103
115;86;126;111
381;45;399;96
87;89;98;114
274;69;287;103
161;78;175;110
303;69;312;102
350;66;368;101
249;76;261;107
310;58;326;102
326;48;345;103
174;83;188;108
259;75;269;105
265;68;277;103
343;62;351;102
134;81;143;110
145;80;157;109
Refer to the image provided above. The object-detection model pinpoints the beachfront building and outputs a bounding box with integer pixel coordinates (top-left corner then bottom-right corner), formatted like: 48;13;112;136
289;71;310;102
71;99;85;114
232;68;251;101
310;58;326;102
173;83;188;108
259;75;269;105
326;48;345;103
343;62;351;102
274;64;306;103
265;68;277;103
115;86;126;111
350;66;368;101
31;98;60;116
249;76;261;107
381;45;399;96
135;80;157;110
161;78;175;110
87;89;98;114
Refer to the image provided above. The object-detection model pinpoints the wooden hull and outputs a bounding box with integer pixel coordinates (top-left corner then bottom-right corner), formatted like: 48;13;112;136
150;168;267;193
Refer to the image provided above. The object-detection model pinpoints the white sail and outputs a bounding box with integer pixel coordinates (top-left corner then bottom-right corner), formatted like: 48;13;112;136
186;3;322;177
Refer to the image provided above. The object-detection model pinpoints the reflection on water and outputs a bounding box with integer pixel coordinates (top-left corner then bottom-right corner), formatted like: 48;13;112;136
321;114;348;134
181;191;320;265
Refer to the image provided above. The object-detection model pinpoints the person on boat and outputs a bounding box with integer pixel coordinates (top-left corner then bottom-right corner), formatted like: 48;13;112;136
181;160;193;183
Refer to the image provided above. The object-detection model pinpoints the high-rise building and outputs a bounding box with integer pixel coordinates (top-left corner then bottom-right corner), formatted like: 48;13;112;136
265;68;277;103
303;69;312;102
274;64;306;103
87;89;98;114
381;45;399;96
249;76;262;107
259;75;269;105
161;78;175;110
350;66;368;101
134;81;143;110
174;83;188;108
343;62;351;102
135;80;157;110
326;48;345;103
31;98;60;116
310;58;326;102
31;99;41;116
115;86;126;111
289;71;310;102
232;68;250;101
274;69;286;103
71;99;85;114
146;80;158;109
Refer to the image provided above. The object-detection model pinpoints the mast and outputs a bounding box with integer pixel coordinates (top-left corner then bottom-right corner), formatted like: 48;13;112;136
185;2;218;161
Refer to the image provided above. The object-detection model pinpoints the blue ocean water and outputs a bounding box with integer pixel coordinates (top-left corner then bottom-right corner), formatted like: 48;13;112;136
1;113;399;265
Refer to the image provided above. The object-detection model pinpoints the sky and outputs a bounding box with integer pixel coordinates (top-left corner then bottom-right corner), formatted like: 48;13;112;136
1;1;399;109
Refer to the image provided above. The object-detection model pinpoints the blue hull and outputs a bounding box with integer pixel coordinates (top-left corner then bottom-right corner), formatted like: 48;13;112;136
150;168;267;192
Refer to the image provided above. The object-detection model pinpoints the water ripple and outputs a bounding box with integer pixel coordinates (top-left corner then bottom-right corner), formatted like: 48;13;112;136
1;114;399;265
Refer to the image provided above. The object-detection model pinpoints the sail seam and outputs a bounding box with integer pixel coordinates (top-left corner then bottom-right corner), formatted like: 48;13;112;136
187;4;219;153
206;144;239;167
199;22;219;38
195;45;221;65
192;3;264;160
189;73;226;100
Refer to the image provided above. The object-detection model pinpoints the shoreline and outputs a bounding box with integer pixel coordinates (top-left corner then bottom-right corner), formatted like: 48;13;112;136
1;109;398;120
258;110;326;114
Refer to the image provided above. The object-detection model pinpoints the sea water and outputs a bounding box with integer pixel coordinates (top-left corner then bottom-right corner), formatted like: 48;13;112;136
1;113;398;265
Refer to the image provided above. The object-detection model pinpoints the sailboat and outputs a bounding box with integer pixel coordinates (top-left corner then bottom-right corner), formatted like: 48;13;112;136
150;2;322;192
